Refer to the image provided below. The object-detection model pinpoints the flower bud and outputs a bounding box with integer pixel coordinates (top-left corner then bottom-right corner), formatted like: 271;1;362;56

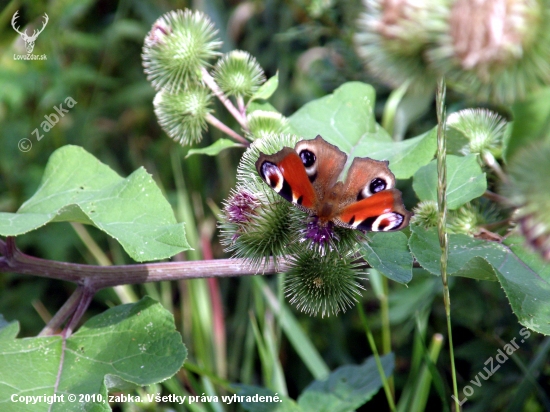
447;109;507;157
412;200;439;228
213;50;265;97
143;9;222;92
447;204;479;235
247;111;289;140
504;140;550;260
285;250;365;317
153;86;211;145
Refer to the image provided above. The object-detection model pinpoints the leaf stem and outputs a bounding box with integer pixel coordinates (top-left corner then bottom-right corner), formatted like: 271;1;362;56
483;190;510;205
482;151;509;184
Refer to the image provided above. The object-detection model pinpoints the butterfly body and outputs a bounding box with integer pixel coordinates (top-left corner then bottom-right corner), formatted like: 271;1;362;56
256;135;411;232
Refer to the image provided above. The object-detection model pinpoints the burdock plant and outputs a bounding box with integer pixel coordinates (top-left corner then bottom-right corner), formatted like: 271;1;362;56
141;9;391;317
218;133;367;316
213;50;265;99
429;0;550;103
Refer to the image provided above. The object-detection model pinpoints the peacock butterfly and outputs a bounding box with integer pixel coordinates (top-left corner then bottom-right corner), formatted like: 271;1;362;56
255;135;411;233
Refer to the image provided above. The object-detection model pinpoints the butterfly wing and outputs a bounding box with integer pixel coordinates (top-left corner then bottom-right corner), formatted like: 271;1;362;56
294;135;347;198
256;147;317;211
255;135;347;214
335;157;411;231
337;189;411;231
256;135;411;232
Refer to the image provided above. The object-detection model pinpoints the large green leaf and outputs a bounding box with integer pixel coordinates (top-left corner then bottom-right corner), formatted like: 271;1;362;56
505;235;550;281
0;297;187;411
297;354;394;412
362;232;413;284
409;225;550;335
288;82;383;143
409;225;497;281
288;82;436;179
412;154;487;209
0;145;190;262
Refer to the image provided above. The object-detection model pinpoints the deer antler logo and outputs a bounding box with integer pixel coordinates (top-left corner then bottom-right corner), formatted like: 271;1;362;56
11;11;49;54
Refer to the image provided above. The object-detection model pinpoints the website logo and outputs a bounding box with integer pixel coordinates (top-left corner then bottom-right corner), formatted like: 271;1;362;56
12;10;48;60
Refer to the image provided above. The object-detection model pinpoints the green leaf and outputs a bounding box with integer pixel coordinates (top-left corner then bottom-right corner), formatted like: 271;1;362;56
298;354;394;412
186;138;244;158
365;129;437;180
505;235;550;281
0;145;190;262
409;226;550;334
0;315;19;341
288;82;437;179
235;385;301;412
289;82;382;142
250;72;279;102
451;257;498;282
0;297;187;411
505;87;550;162
408;225;497;280
362;232;413;284
412;154;487;209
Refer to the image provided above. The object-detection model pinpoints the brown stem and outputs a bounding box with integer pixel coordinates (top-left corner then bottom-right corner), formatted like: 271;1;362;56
0;237;287;291
206;113;249;145
39;288;83;336
483;190;510;205
63;285;95;338
201;67;249;131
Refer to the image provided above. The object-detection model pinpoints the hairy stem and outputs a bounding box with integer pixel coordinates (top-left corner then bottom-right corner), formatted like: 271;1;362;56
201;67;249;131
483;190;510;205
63;285;95;338
206;113;249;145
39;288;84;336
0;237;287;291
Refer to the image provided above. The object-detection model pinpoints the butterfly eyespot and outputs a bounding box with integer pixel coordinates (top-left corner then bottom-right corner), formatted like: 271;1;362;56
260;162;283;190
357;176;390;200
369;178;387;194
299;149;316;168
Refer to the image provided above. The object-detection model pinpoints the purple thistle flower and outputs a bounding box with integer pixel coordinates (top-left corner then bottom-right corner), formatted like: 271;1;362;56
300;216;339;254
224;190;260;223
